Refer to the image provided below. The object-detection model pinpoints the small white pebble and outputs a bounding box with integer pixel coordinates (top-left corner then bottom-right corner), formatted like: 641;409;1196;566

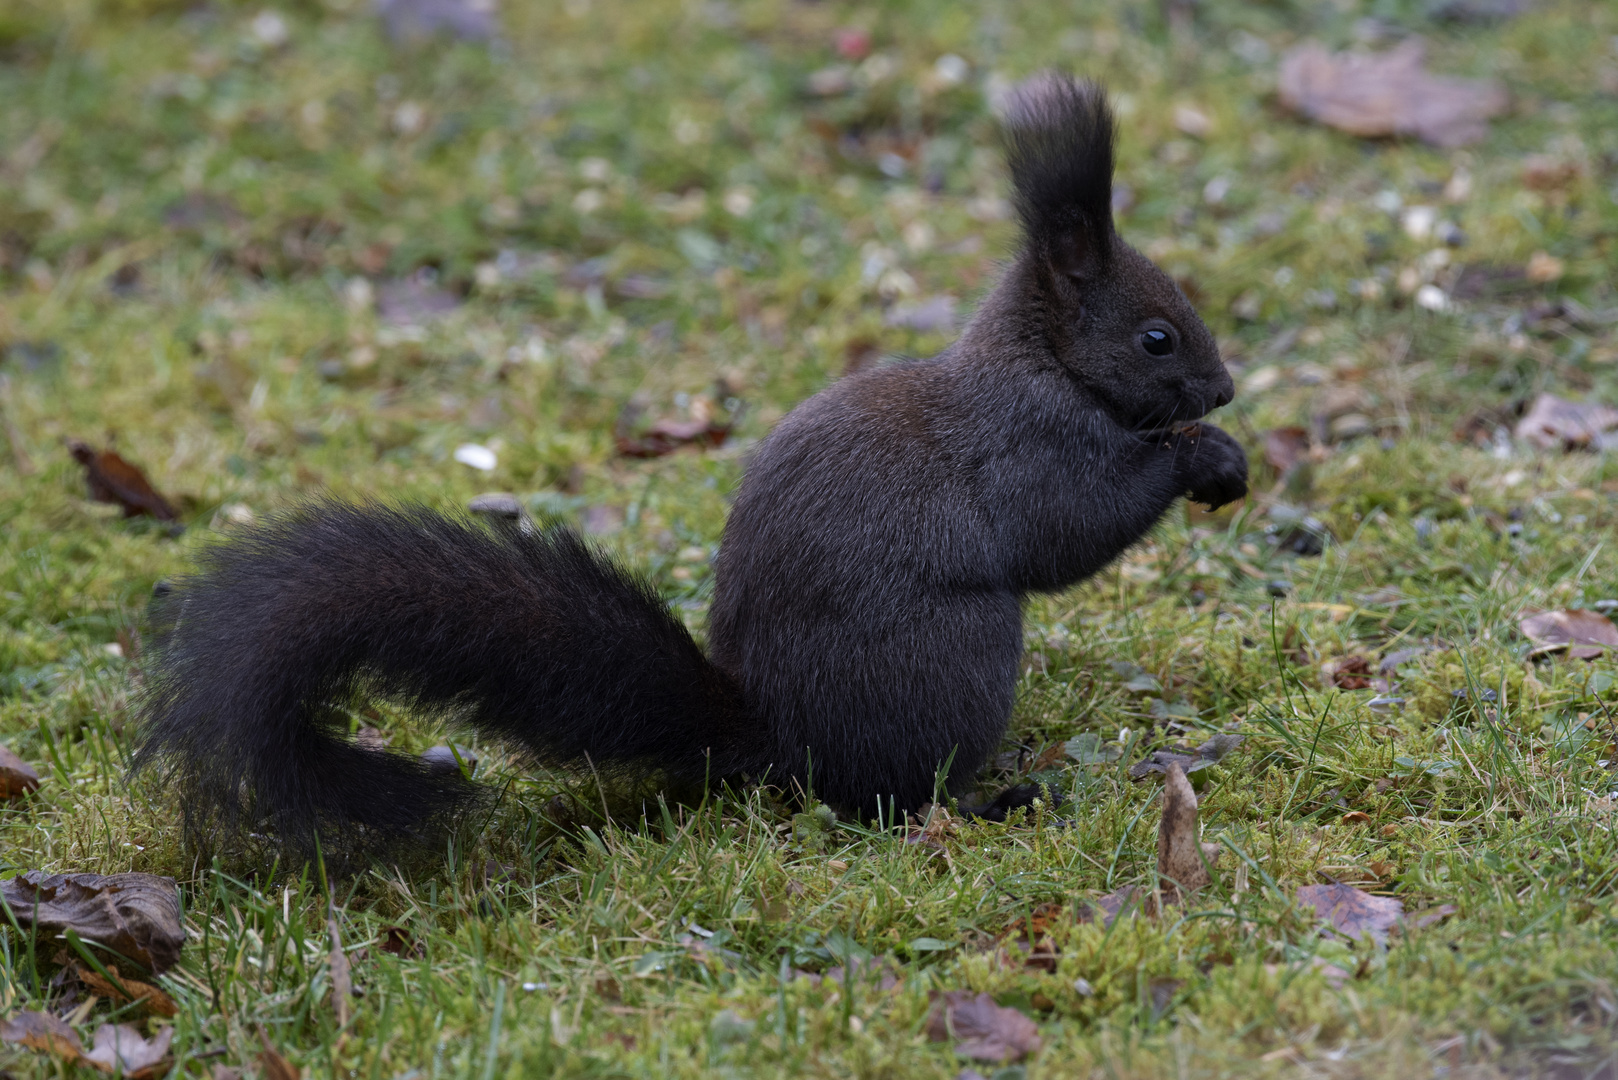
250;10;289;47
454;443;498;471
1400;205;1436;241
933;54;969;85
1415;284;1450;312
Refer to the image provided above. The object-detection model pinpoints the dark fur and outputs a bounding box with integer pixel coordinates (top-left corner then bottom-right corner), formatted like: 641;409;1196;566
138;505;754;853
135;75;1247;856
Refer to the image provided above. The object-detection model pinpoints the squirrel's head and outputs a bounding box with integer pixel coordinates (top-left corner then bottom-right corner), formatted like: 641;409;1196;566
1002;74;1234;430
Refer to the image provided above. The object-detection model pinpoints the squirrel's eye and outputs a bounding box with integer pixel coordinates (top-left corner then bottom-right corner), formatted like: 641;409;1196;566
1140;329;1174;357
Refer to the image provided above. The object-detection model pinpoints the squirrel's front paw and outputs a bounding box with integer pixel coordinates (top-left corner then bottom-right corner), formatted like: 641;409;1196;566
1175;424;1249;510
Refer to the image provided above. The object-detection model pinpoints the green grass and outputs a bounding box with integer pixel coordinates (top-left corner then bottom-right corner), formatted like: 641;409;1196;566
4;0;1618;1075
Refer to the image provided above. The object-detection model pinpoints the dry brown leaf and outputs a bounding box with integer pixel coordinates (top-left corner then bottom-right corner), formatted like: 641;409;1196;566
1083;885;1147;926
905;806;957;855
1520;609;1618;659
1157;763;1218;901
1323;655;1373;690
0;743;41;799
0;1010;84;1058
1296;883;1403;944
1514;394;1618;452
258;1029;302;1080
925;991;1042;1062
75;963;179;1017
0;871;186;973
1262;426;1312;475
82;1023;173;1078
615;416;733;459
1277;39;1507;148
378;924;424;958
67;441;178;522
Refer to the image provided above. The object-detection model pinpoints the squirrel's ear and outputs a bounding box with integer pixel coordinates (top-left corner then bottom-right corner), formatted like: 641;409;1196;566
1002;73;1115;280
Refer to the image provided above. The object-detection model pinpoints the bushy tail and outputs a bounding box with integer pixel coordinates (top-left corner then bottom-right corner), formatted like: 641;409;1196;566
136;502;755;857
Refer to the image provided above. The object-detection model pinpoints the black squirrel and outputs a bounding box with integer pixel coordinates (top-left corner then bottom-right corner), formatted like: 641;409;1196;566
136;75;1247;856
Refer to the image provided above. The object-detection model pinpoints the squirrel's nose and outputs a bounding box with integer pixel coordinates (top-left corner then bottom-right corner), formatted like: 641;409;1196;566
1212;372;1235;408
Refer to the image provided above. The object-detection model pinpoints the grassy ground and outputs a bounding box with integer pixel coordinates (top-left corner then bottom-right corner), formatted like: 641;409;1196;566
3;0;1618;1075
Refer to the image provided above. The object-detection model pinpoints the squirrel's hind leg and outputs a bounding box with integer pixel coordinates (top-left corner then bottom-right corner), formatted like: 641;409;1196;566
956;780;1068;823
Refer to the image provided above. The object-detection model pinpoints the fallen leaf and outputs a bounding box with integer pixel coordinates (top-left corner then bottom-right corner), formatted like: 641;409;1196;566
615;416;732;458
905;805;957;854
0;871;186;973
67;441;178;522
1513;393;1618;452
0;1010;84;1058
1157;763;1218;900
75;963;179;1017
1063;733;1122;766
1520;609;1618;659
1127;733;1244;780
1323;655;1373;690
1262;426;1312;475
257;1029;301;1080
1001;902;1064;972
925;991;1041;1062
82;1024;172;1078
1295;883;1403;944
375;0;498;42
379;925;424;958
1277;39;1508;148
0;743;40;798
1083;885;1147;926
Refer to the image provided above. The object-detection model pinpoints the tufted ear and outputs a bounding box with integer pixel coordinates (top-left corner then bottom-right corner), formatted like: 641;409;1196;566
1001;73;1116;280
